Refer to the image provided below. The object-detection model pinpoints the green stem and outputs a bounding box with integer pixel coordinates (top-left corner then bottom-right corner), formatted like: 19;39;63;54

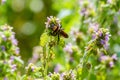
43;46;48;80
43;42;51;80
79;15;85;32
81;49;91;80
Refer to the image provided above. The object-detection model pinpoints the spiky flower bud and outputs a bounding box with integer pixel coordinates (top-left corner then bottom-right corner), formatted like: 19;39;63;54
62;70;76;80
86;28;111;55
45;16;61;29
25;63;43;77
100;54;117;68
0;24;23;78
49;72;60;80
93;28;111;49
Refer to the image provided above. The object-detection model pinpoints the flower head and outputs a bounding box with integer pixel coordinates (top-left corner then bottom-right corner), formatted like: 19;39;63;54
93;28;111;49
0;24;19;52
49;72;60;80
100;54;117;68
25;63;42;77
62;70;76;80
45;16;61;29
80;8;88;16
0;24;23;77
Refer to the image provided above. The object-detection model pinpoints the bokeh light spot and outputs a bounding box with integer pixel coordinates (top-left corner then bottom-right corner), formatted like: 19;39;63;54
11;0;25;12
29;0;44;13
21;22;36;35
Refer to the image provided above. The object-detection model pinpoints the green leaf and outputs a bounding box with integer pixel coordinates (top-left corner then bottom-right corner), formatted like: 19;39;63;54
14;56;24;64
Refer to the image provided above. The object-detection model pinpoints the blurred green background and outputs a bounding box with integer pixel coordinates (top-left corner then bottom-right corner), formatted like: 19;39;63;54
1;0;120;79
0;0;79;62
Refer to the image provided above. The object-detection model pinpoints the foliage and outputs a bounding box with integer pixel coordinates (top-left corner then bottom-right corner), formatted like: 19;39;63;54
0;0;120;80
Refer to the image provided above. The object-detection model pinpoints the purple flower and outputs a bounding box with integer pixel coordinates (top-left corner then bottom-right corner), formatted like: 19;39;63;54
100;32;110;49
1;24;11;30
109;61;114;68
64;43;73;54
1;0;6;4
107;0;112;4
112;54;117;61
100;55;109;62
9;56;14;63
9;35;18;46
15;47;20;55
100;39;109;49
92;34;96;39
54;64;62;73
100;39;106;45
45;16;60;29
105;33;110;42
62;70;75;80
100;54;117;68
80;8;87;16
12;39;18;46
104;44;109;50
1;45;5;51
4;77;8;80
89;23;99;32
93;28;111;49
99;31;103;37
60;72;65;80
31;66;35;72
0;33;7;41
11;64;17;72
0;24;23;74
